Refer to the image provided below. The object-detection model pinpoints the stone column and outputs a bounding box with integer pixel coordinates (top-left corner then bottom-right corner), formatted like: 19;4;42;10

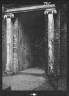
44;8;57;74
4;13;14;73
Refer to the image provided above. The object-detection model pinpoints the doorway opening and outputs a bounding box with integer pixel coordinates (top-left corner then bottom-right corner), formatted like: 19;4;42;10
17;10;48;72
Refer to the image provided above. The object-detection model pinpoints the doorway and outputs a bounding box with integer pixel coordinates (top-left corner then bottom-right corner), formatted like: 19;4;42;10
17;10;48;71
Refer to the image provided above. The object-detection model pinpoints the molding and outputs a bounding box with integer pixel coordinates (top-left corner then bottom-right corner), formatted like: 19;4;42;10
44;8;57;15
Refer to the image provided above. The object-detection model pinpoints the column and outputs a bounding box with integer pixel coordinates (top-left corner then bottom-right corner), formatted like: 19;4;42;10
4;13;14;72
44;8;57;74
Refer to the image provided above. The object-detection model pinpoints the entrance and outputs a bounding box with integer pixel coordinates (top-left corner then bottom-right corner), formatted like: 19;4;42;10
2;3;60;76
17;10;46;71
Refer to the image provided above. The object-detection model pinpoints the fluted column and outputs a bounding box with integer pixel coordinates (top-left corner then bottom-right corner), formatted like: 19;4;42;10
4;13;14;72
44;8;57;74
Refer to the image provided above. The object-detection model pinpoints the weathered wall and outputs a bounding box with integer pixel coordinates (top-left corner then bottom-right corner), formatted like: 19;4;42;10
54;8;60;75
18;17;33;71
32;11;45;68
2;18;6;73
60;4;67;76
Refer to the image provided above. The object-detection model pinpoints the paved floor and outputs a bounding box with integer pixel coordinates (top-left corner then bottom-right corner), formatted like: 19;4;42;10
2;67;53;91
2;67;66;91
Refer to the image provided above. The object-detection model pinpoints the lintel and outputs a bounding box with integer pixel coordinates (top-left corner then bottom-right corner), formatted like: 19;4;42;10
4;4;55;14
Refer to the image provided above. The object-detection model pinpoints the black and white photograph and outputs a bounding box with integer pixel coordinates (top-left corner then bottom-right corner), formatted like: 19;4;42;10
2;0;67;95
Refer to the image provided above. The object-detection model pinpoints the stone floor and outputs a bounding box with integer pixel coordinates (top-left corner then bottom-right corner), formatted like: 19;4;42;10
2;67;53;91
2;67;66;91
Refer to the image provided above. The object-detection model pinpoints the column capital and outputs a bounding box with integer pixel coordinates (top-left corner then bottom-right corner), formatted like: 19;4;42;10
44;8;57;15
4;13;14;19
43;2;51;5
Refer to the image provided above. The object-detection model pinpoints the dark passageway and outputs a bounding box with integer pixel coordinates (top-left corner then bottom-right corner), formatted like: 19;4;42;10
18;10;47;71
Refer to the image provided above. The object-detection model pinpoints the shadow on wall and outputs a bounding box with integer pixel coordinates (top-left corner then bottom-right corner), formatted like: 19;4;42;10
2;18;6;73
32;14;46;68
18;19;33;71
60;4;67;76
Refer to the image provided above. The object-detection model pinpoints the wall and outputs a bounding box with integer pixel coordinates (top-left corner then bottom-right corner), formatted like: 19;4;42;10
17;17;33;71
32;11;45;68
60;4;67;76
2;18;6;73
